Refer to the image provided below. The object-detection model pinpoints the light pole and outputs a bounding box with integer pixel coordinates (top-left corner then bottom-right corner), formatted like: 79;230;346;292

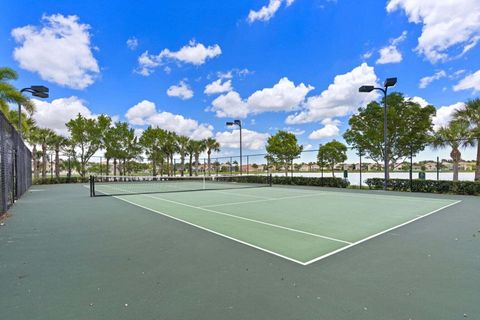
18;85;49;137
359;77;397;190
226;120;242;175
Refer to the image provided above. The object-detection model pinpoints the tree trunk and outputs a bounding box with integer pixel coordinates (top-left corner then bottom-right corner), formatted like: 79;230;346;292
106;158;110;176
180;155;185;176
476;142;480;181
453;161;459;181
152;160;156;176
55;147;60;179
113;158;117;176
451;148;461;182
207;151;211;176
195;154;199;176
32;145;38;180
42;143;47;178
170;154;174;176
189;154;193;176
332;162;335;177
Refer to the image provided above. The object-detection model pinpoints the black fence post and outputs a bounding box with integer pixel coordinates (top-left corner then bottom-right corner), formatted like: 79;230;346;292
359;148;362;189
409;145;413;192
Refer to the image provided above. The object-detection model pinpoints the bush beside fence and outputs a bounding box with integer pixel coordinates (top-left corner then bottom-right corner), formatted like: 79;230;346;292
271;176;350;188
33;177;89;185
365;178;480;195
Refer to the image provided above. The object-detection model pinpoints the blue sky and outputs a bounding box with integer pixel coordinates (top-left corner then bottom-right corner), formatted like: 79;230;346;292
1;0;480;159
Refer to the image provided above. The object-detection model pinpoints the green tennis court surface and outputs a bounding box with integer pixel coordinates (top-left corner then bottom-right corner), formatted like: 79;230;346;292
2;184;479;320
94;182;460;265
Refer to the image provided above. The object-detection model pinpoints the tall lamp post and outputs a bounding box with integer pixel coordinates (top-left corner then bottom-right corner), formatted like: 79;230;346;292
18;85;49;137
359;77;397;191
226;120;242;175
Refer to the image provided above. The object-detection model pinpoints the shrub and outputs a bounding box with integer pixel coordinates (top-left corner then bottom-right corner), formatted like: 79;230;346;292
33;176;89;185
365;178;480;195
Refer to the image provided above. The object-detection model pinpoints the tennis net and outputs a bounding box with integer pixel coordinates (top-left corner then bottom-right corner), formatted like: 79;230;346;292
89;174;272;197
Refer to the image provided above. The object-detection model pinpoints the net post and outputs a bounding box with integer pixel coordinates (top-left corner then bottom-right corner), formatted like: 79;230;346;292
89;175;95;197
268;173;273;187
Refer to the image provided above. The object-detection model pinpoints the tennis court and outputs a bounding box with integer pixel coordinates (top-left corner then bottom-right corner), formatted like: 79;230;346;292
90;175;460;265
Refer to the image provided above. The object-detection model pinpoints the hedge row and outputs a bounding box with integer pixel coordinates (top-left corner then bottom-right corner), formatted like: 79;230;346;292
365;178;480;195
33;176;89;185
271;176;349;188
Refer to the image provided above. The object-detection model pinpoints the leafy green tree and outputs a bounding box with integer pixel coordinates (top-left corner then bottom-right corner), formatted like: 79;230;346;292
26;127;42;179
204;137;220;176
454;98;480;181
66;114;111;177
343;92;435;177
265;130;303;176
0;67;35;122
139;127;166;176
432;120;473;181
317;140;348;177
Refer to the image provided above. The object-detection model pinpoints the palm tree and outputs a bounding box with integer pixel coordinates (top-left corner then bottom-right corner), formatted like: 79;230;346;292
0;67;35;122
454;98;480;181
48;133;68;180
162;131;178;176
204;137;220;176
25;127;42;180
186;139;195;176
36;128;55;178
176;135;190;176
190;140;206;176
432;120;473;181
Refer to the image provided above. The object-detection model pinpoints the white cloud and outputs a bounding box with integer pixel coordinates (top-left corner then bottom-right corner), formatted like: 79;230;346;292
209;91;249;118
204;79;233;95
125;100;213;139
409;96;430;107
286;63;379;124
32;96;95;136
247;0;295;23
362;51;373;59
11;14;99;89
247;77;313;113
125;100;156;125
126;37;138;50
308;118;340;140
137;40;221;75
419;70;446;88
208;77;313;118
166;81;194;100
387;0;480;63
215;129;269;150
432;102;465;131
453;69;480;92
376;31;407;64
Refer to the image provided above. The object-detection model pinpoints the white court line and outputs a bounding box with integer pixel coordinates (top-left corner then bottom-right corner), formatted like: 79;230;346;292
302;200;462;265
114;196;308;265
200;193;327;208
142;193;352;245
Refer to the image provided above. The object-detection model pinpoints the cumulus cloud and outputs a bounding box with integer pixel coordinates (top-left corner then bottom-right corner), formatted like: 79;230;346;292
32;97;96;136
453;69;480;92
387;0;480;63
11;14;99;89
125;100;213;139
432;102;465;131
286;63;379;124
419;70;446;88
126;37;138;50
215;129;269;150
208;77;313;118
376;31;407;64
247;0;295;23
204;79;233;95
209;91;249;118
137;40;221;75
408;96;430;107
166;81;194;100
308;119;341;140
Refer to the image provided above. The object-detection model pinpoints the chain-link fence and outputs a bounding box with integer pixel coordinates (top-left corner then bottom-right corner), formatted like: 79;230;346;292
0;111;32;216
37;140;479;189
